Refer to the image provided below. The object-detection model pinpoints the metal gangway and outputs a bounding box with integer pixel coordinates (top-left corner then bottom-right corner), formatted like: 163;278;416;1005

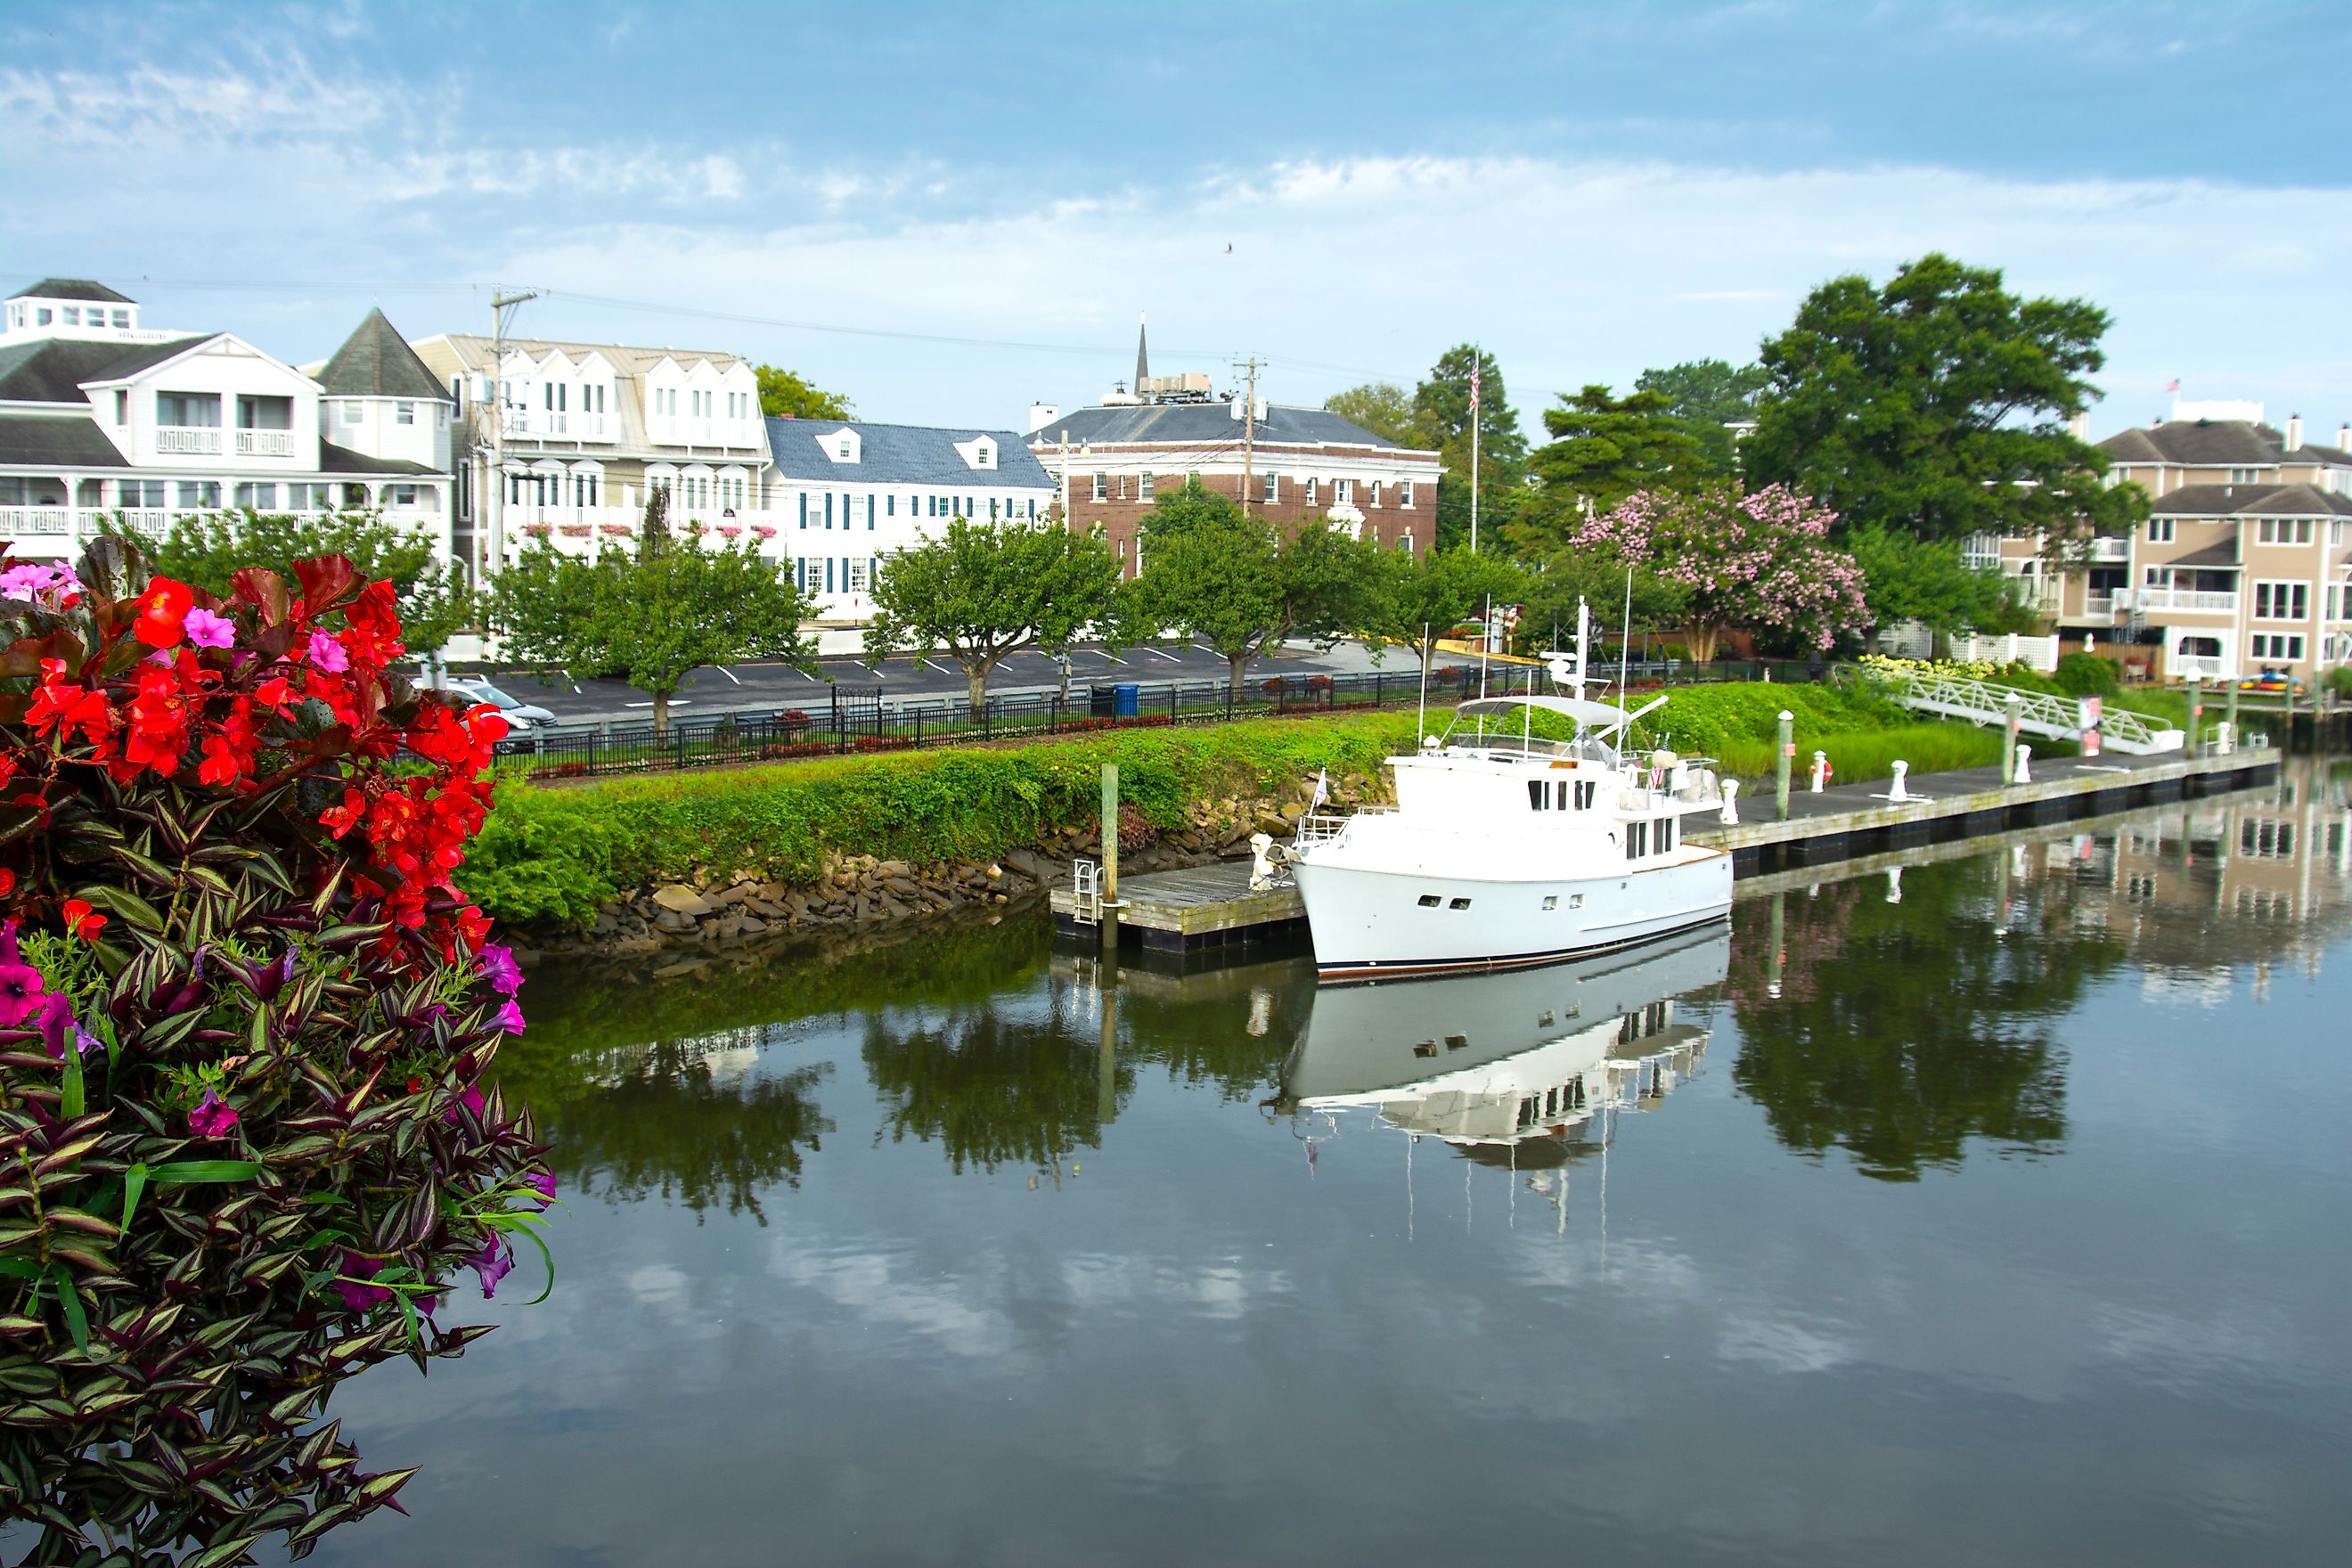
1863;669;2185;755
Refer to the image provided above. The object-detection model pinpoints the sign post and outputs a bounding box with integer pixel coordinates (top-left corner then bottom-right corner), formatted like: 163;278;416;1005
2078;695;2103;758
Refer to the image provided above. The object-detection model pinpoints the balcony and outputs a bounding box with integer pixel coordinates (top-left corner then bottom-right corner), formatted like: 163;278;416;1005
2084;592;2121;619
500;410;615;444
2135;588;2239;614
0;506;71;535
155;427;222;455
2171;653;2228;681
234;429;295;457
2089;535;2131;563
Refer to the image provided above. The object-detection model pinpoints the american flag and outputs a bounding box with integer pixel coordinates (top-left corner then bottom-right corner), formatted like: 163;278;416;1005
2165;378;2181;393
1470;362;1481;411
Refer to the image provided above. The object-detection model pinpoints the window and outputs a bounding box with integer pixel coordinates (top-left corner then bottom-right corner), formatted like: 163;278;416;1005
2253;581;2309;620
1334;478;1353;505
1655;816;1675;852
388;484;419;507
1541;895;1558;911
1303;478;1318;507
110;309;129;329
235;395;291;430
2250;633;2305;662
1626;821;1649;859
114;390;127;425
61;306;78;326
2256;518;2315;546
1401;480;1416;508
155;391;220;427
233;483;277;509
1139;471;1155;502
1091;473;1107;502
118;479;163;509
1447;897;1472;911
1527;780;1547;811
339;401;362;424
1417;894;1441;908
34;307;51;325
1368;481;1382;508
1400;531;1414;555
175;481;222;509
2146;517;2175;543
2228;467;2263;484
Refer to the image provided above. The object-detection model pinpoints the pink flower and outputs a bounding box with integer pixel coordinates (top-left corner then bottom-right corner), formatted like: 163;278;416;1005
189;1088;240;1139
494;998;527;1034
183;607;234;649
306;630;349;672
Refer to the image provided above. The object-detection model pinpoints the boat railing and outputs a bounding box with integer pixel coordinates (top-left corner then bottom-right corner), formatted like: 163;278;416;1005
1294;813;1356;845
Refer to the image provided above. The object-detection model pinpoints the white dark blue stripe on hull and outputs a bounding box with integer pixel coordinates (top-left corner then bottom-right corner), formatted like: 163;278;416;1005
1315;911;1732;984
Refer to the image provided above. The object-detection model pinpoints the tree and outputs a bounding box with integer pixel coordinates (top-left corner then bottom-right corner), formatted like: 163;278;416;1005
863;515;1121;712
1516;384;1711;551
1413;345;1527;552
1360;544;1524;673
754;363;854;421
1132;480;1371;697
1635;357;1768;474
1322;381;1421;447
1746;253;2148;551
490;489;817;735
1843;524;2034;642
1573;482;1871;663
1515;550;1690;661
107;507;474;657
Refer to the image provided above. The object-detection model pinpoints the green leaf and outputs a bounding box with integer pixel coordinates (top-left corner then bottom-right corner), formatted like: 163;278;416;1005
51;1265;88;1352
60;1047;84;1120
121;1161;149;1229
146;1160;265;1184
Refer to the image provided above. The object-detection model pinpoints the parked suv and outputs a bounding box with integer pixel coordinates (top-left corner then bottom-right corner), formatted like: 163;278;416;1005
443;677;559;729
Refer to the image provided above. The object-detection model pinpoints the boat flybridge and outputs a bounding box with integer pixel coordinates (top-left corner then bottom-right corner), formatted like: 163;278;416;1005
1286;687;1734;982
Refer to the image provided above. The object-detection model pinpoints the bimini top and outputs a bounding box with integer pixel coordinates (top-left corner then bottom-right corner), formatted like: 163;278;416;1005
1454;695;1637;732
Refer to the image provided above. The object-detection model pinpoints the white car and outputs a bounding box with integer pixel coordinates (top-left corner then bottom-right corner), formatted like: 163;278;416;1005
443;678;559;727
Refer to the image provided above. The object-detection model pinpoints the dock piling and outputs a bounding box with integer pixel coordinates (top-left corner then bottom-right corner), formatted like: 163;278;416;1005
1776;710;1793;820
2186;675;2203;752
1100;763;1119;950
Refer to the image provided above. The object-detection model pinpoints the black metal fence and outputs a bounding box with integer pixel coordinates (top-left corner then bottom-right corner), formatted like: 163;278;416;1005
491;654;1793;781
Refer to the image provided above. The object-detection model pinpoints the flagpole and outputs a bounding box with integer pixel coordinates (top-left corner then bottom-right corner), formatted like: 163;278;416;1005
1468;347;1482;554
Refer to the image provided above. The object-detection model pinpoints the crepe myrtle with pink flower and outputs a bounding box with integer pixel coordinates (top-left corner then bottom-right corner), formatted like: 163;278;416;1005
1572;481;1872;665
0;536;558;1565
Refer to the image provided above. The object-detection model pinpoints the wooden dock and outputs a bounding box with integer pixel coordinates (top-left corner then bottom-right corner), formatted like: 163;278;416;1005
1051;747;2282;954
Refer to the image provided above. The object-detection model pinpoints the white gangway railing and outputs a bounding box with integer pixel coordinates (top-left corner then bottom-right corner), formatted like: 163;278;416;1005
1865;669;2185;755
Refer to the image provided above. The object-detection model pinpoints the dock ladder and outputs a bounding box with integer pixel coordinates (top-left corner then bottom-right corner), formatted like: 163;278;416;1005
1071;859;1102;925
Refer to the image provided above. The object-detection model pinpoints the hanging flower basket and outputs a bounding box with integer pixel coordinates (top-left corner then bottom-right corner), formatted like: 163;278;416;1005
599;523;634;536
717;524;743;538
753;524;778;539
559;523;592;537
523;522;553;536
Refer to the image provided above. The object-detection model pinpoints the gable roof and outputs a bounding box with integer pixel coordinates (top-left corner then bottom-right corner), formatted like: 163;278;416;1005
314;308;447;401
0;335;216;404
1026;402;1420;451
10;278;134;305
319;439;438;476
2149;482;2352;519
765;418;1055;489
0;412;129;467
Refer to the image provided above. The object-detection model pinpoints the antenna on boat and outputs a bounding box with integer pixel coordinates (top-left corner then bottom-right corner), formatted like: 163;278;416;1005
1617;568;1634;728
1416;621;1430;743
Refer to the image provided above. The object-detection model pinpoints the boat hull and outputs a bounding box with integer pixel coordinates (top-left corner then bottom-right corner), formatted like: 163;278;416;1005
1292;849;1733;981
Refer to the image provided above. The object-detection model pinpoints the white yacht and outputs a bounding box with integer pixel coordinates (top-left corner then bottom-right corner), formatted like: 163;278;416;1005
1287;692;1734;981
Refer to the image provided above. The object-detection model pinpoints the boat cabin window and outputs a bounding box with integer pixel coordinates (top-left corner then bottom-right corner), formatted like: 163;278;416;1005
1417;894;1441;908
1448;897;1473;911
1527;780;1545;811
1654;816;1675;852
1528;777;1594;811
1541;894;1558;911
1577;780;1596;809
1626;821;1649;860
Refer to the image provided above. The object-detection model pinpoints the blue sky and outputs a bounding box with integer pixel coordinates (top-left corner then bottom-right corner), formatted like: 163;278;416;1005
5;0;2349;436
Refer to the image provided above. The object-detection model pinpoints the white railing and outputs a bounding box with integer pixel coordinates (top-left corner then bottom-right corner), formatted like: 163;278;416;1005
1950;632;2062;672
155;427;221;454
2090;536;2131;563
2171;654;2227;681
1866;667;2185;755
2136;588;2238;614
0;507;71;535
234;429;294;456
500;411;616;443
2084;592;2120;618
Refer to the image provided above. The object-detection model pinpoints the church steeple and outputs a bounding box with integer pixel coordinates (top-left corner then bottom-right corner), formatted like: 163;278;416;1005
1135;311;1149;392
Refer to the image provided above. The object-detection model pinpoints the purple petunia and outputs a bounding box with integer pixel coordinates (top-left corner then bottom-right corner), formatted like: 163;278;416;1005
182;607;234;649
336;1251;393;1313
494;998;526;1035
35;992;84;1060
523;1171;557;1208
306;630;349;672
478;942;524;996
188;1088;241;1139
443;1082;487;1124
0;921;46;1028
464;1234;514;1299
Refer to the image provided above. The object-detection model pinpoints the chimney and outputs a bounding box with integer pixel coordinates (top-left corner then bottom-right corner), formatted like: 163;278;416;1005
2068;412;2088;441
1027;403;1059;435
2285;413;2304;452
2339;422;2350;453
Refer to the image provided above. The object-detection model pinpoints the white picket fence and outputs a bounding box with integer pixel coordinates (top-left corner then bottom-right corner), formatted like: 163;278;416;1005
1949;632;2062;673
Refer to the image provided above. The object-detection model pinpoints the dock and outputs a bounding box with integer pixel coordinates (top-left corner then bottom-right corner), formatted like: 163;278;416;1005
1052;747;2282;954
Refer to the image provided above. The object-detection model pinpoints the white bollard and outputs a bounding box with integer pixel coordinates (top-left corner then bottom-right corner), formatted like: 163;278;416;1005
2013;744;2032;785
1248;831;1278;891
1719;779;1741;825
1809;750;1828;792
1885;866;1903;904
1888;760;1910;803
2214;721;2234;755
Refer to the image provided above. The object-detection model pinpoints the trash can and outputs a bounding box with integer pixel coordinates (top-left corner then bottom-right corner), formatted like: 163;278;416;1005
1089;684;1117;718
1114;683;1139;718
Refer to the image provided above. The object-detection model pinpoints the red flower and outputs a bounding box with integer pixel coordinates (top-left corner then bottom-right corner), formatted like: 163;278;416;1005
133;577;194;648
0;870;13;896
60;897;106;942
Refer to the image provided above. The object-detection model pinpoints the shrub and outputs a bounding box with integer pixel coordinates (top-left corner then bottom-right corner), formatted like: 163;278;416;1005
2054;651;2119;697
0;543;552;1563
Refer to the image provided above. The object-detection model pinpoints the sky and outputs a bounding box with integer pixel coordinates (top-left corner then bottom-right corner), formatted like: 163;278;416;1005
5;0;2350;439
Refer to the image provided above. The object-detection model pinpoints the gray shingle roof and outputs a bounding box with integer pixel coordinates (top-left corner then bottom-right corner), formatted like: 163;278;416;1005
2149;482;2352;519
0;335;214;404
1027;402;1412;451
765;418;1055;489
314;308;448;401
0;412;129;467
318;440;438;477
9;278;135;305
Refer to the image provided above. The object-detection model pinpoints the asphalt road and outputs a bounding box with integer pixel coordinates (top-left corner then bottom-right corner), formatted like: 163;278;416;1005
455;640;1425;727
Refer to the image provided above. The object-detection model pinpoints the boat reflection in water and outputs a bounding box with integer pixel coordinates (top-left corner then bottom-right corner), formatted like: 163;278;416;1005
1274;926;1727;1170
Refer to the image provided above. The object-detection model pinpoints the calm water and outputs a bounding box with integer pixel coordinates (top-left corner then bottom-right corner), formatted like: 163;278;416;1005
303;763;2351;1567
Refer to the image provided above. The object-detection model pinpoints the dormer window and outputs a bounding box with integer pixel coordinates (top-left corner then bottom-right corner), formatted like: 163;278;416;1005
821;428;862;465
975;441;994;468
837;438;853;459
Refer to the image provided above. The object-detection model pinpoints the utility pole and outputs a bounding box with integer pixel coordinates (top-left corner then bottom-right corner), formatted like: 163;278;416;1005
486;288;539;582
1234;355;1262;516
